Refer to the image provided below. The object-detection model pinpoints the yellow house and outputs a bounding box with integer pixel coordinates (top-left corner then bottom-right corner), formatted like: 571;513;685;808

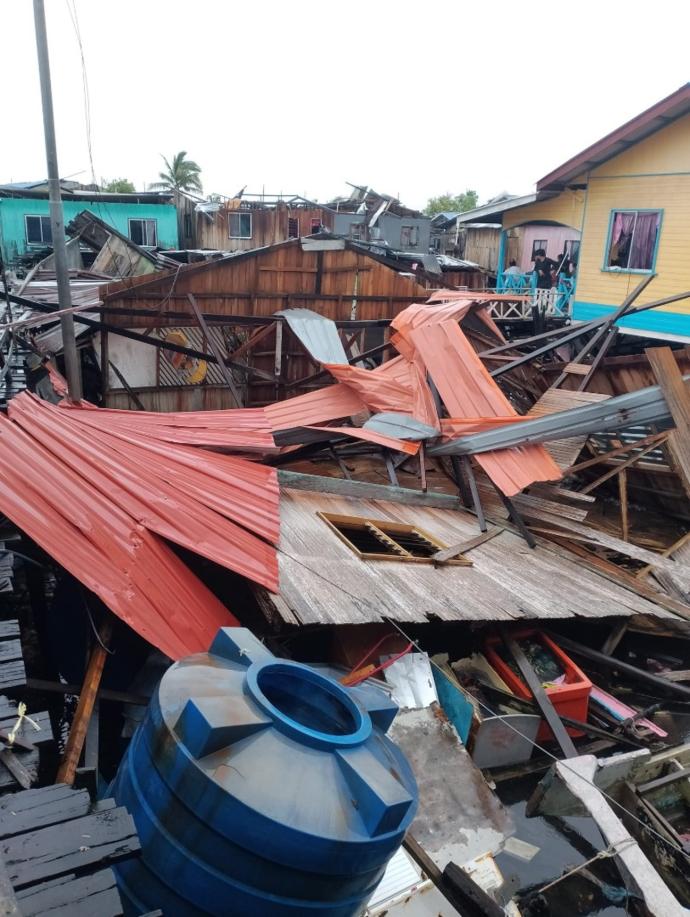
458;84;690;340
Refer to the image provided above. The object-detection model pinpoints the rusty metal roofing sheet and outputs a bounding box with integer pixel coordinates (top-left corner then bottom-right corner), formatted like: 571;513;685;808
0;393;281;659
59;401;276;454
410;321;561;495
264;383;366;431
277;309;348;365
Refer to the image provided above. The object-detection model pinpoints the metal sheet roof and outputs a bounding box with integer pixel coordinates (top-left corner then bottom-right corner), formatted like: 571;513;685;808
277;309;348;365
410;321;561;494
0;393;281;659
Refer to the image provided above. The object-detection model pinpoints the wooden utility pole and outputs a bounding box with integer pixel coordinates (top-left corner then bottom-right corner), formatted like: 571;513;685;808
32;0;82;401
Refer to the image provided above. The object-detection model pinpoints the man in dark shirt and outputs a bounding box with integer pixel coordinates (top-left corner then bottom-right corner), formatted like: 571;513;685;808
532;249;557;289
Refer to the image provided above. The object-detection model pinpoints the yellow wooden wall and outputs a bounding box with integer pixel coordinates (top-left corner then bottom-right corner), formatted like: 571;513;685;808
502;189;585;232
575;174;690;309
575;112;690;314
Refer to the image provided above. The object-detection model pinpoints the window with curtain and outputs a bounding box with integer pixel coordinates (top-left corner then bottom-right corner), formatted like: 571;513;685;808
606;210;661;271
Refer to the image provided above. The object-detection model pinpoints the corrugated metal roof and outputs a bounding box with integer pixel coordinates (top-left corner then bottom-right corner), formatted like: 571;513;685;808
277;309;348;365
264;383;366;431
410;321;561;495
0;393;281;660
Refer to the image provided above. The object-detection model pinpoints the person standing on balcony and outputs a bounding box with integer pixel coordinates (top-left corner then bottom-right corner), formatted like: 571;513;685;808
532;249;557;289
504;259;521;275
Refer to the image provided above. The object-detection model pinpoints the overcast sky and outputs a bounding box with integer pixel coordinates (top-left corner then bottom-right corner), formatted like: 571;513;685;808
2;1;688;210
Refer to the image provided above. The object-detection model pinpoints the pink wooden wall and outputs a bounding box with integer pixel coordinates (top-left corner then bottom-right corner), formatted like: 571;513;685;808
518;225;581;272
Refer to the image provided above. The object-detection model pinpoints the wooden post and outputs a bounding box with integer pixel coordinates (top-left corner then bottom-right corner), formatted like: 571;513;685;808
186;293;242;406
462;457;487;533
55;620;112;786
500;628;577;758
646;346;690;499
619;468;629;542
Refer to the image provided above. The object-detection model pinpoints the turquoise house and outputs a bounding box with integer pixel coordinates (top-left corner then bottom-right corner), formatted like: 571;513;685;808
0;184;178;267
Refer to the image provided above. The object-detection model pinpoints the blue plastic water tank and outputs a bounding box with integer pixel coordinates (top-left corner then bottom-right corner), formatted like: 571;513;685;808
111;628;418;916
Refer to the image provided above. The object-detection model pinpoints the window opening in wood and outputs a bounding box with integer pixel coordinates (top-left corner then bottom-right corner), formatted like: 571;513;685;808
25;215;52;245
531;238;548;259
319;512;470;564
310;217;323;234
229;212;252;239
128;218;158;247
287;217;300;238
605;210;661;272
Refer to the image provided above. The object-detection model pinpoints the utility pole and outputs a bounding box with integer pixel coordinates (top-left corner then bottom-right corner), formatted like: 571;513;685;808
32;0;82;401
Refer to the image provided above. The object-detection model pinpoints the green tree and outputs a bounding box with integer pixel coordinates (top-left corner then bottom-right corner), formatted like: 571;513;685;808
424;190;478;216
151;151;202;193
102;178;136;193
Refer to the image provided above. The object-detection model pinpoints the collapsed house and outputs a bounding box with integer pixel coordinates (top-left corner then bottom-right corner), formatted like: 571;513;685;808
2;229;690;911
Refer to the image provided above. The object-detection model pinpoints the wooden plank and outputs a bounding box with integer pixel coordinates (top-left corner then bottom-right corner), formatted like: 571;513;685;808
0;624;19;640
3;809;139;889
0;786;92;839
647;346;690;499
619;468;629;541
0;750;32;790
579;436;668;494
277;470;464;510
601;620;629;655
187;293;242;406
16;868;121;917
443;861;505;917
0;642;23;664
561;430;668;476
0;662;26;692
500;629;577;758
637;767;690;795
55;622;112;787
0;856;19;916
432;527;503;564
578;326;619;392
550;633;690;700
463;457;487;533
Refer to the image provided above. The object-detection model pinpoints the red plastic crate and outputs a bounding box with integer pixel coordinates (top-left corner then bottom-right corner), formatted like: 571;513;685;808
484;630;591;742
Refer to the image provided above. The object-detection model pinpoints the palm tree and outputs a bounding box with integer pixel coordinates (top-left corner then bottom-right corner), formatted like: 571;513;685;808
151;152;202;193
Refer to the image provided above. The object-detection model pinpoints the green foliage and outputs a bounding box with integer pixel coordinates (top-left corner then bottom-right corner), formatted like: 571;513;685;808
102;178;136;193
151;151;202;193
424;190;478;216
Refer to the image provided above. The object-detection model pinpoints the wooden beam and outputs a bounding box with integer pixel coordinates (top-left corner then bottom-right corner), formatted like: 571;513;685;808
107;360;145;411
562;431;668;477
619;468;629;541
277;469;464;510
431;527;503;564
187;293;242;406
647;346;690;499
549;632;690;700
601;620;629;655
500;629;578;758
578;327;619;392
463;457;487;533
55;620;112;786
578;436;667;494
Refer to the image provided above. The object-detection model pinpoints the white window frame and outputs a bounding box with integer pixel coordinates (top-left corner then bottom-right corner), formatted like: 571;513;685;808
25;214;52;245
128;218;158;247
229;212;252;239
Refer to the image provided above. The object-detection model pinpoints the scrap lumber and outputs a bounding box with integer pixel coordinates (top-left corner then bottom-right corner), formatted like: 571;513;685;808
499;629;577;758
537;536;690;621
55;620;112;786
578;435;668;494
277;469;463;510
431;527;503;564
647;346;690;499
549;633;690;701
187;293;242;406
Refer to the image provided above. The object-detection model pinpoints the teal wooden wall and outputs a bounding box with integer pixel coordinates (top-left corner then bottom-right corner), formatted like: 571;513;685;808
0;198;178;264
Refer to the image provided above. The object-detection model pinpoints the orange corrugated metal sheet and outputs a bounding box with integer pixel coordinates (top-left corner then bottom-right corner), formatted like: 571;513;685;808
1;393;281;660
264;383;366;431
410;321;561;494
60;401;276;454
324;363;414;415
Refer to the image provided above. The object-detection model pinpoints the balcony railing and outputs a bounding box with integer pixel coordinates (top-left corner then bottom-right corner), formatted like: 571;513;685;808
494;271;575;319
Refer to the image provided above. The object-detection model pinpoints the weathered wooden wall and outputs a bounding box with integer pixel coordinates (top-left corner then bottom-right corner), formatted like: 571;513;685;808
99;240;438;407
194;204;332;252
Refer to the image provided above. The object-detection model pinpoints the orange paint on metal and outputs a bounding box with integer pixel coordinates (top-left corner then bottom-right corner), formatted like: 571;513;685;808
1;392;283;660
410;321;561;495
264;383;366;431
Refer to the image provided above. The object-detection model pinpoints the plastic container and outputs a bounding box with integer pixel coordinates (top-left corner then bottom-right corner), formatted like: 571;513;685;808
110;627;418;916
483;630;591;742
